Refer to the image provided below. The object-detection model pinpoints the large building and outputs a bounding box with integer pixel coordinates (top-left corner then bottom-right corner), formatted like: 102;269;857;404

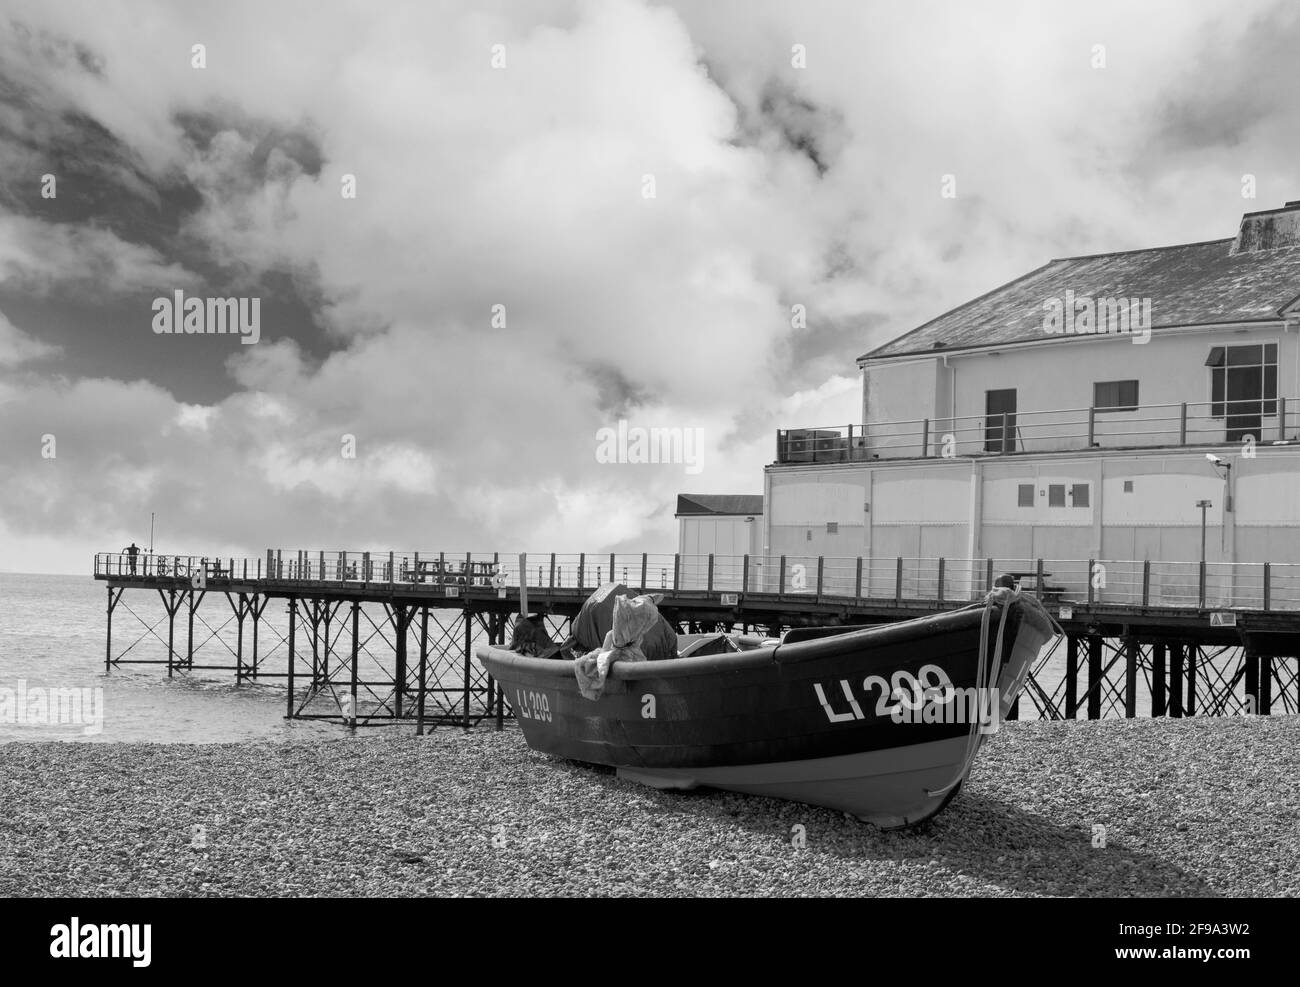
766;201;1300;604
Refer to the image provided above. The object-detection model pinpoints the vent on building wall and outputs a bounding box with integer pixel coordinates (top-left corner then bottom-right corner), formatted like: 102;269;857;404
1124;480;1134;493
826;522;838;534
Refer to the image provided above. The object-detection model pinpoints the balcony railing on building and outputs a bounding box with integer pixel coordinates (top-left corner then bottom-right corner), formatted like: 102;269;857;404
776;396;1295;463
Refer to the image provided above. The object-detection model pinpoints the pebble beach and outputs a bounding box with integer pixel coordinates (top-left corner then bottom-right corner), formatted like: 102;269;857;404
2;716;1297;897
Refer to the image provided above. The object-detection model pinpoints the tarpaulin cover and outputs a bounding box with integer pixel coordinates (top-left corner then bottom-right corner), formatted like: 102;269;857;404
570;583;676;661
574;593;667;700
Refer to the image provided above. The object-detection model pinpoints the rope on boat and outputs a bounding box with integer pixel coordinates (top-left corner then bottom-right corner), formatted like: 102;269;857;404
924;585;1058;798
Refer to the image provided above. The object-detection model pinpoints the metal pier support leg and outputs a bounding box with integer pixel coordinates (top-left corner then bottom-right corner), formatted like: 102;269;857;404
105;587;121;673
1152;644;1167;717
417;606;429;736
1124;637;1138;719
1087;636;1102;720
322;603;332;684
287;597;297;719
1170;644;1184;718
1065;635;1078;719
349;601;360;729
251;596;265;679
1186;646;1198;717
492;613;505;732
394;606;408;720
1259;655;1272;715
160;589;179;679
187;589;196;671
463;609;471;730
484;625;495;732
311;601;322;686
1245;650;1259;714
235;594;246;684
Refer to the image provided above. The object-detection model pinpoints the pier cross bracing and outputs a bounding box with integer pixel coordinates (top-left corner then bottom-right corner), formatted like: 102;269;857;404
95;549;1300;729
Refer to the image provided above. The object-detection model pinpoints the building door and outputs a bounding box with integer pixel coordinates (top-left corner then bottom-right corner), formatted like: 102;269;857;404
985;389;1017;452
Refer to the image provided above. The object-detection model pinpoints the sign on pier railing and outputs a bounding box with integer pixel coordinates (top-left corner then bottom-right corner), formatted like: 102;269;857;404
93;551;1300;613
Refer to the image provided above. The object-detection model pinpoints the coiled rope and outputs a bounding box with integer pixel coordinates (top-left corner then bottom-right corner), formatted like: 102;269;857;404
925;585;1059;798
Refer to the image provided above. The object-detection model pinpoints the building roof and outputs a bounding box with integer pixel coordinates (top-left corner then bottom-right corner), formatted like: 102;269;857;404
860;237;1300;362
675;494;763;517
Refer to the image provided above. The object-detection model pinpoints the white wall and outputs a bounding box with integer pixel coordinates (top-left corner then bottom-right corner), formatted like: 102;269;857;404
863;357;941;455
861;325;1299;457
677;515;762;590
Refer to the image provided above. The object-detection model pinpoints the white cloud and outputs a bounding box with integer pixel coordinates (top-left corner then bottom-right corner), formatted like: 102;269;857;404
0;309;60;366
0;214;199;296
0;0;1295;572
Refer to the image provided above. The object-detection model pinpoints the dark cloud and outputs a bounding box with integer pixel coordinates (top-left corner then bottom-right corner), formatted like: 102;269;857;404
5;18;105;77
1153;3;1300;153
174;108;325;181
578;362;653;418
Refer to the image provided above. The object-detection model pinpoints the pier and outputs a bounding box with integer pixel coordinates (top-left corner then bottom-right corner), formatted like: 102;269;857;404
94;549;1300;730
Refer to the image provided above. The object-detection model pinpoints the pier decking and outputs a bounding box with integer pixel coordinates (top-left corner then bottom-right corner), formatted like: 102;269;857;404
95;550;1300;730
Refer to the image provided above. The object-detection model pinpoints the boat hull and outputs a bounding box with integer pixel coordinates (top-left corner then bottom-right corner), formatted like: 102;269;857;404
477;599;1052;827
617;736;974;828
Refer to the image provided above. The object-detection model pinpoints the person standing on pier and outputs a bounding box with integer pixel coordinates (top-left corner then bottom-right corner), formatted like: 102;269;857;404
123;542;141;574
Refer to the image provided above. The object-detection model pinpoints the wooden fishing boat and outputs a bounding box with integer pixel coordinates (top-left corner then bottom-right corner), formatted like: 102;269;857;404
475;590;1056;828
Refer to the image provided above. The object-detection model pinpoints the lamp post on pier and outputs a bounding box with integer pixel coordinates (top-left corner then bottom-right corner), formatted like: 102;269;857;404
1196;500;1212;567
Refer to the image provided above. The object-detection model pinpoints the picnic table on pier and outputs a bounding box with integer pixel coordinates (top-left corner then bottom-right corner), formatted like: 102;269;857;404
1006;570;1066;600
402;559;497;586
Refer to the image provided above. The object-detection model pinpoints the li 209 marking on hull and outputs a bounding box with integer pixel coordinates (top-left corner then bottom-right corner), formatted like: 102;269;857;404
814;664;955;723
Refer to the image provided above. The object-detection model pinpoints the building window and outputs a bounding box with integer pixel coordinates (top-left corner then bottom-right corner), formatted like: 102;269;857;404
1207;344;1277;435
1017;484;1034;507
1123;480;1134;493
1093;380;1139;412
1048;484;1066;507
1071;483;1090;507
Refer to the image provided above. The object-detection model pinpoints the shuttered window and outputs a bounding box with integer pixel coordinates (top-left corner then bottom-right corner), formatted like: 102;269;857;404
1093;379;1139;412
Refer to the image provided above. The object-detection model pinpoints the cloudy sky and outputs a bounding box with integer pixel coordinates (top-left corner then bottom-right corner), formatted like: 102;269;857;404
1;0;1297;573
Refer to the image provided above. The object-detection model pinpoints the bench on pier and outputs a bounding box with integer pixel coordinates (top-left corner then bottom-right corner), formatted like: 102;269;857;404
202;560;230;579
402;560;498;587
1007;570;1067;603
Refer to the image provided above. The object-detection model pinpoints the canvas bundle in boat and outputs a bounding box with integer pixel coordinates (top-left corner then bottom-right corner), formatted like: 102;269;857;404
574;594;662;700
570;582;677;660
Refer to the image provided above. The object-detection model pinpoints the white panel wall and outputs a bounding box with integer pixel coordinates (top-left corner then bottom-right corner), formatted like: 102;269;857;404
769;481;865;525
678;516;760;557
872;473;968;524
863;358;940;455
766;446;1300;570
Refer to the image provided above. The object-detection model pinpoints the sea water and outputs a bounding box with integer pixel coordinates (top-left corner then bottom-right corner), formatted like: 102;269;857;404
0;572;347;743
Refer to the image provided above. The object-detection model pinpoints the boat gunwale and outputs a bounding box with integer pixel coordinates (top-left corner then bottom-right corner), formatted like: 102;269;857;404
476;601;1004;682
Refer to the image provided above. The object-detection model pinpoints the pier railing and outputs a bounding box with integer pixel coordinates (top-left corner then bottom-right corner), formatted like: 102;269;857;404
778;395;1297;462
94;551;1300;611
